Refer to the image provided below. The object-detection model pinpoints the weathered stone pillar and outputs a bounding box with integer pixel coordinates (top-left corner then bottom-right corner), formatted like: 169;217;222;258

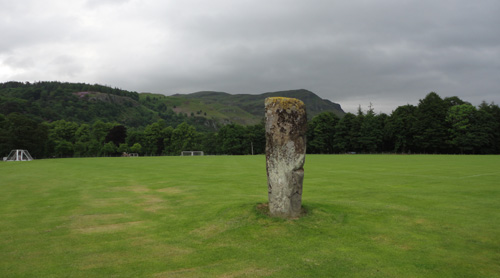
265;97;307;218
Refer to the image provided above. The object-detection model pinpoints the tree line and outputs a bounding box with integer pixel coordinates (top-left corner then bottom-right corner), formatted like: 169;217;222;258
1;91;499;158
308;92;500;154
0;114;266;158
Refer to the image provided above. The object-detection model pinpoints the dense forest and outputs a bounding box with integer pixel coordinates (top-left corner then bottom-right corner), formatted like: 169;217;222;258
1;81;499;158
0;81;201;129
307;92;500;155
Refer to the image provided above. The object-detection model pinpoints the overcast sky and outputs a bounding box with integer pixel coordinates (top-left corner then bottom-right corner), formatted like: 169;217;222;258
1;0;499;113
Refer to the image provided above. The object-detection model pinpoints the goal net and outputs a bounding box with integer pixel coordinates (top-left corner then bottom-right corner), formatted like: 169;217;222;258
181;151;204;156
4;149;33;161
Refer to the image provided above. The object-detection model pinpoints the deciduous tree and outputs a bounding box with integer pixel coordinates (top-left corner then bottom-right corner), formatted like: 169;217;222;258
170;122;198;155
105;125;127;146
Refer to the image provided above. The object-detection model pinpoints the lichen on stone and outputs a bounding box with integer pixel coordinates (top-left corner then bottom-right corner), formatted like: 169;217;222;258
265;97;306;114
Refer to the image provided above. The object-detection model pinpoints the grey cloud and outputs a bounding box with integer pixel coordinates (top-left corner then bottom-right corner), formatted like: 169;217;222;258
0;14;75;52
85;0;130;8
50;55;84;77
4;55;35;69
1;0;499;113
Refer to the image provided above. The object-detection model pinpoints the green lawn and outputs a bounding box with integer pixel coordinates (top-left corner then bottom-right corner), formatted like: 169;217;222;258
1;155;499;277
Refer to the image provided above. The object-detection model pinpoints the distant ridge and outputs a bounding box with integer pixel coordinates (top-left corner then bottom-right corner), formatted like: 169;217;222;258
0;81;344;130
177;89;345;120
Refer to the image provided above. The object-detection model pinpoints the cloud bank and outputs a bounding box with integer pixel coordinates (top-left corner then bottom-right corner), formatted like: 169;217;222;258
1;0;499;113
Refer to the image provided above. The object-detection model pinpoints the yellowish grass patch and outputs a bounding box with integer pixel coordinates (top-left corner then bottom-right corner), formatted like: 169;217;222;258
138;194;167;212
73;220;144;234
219;266;276;278
156;187;184;194
190;223;229;239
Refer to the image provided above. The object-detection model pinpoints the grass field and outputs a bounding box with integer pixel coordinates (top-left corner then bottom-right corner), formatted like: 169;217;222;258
1;155;499;277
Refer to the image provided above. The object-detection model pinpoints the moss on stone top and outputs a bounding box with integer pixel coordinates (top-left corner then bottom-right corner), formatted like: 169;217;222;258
265;97;306;113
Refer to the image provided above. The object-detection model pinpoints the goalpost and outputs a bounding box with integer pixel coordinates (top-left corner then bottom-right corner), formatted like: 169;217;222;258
180;151;204;156
3;149;34;161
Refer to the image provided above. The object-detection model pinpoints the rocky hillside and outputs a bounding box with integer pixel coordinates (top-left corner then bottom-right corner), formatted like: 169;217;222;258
181;89;344;118
157;89;345;125
1;82;344;130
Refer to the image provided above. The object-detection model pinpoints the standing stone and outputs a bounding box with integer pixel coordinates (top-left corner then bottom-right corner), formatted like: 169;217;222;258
265;97;307;218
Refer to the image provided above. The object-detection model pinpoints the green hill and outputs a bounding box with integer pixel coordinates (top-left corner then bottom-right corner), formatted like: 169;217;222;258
0;81;158;127
155;89;345;125
1;82;344;129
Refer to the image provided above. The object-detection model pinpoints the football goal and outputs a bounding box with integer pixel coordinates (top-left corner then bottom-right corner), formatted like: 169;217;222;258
181;151;204;156
3;149;33;161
